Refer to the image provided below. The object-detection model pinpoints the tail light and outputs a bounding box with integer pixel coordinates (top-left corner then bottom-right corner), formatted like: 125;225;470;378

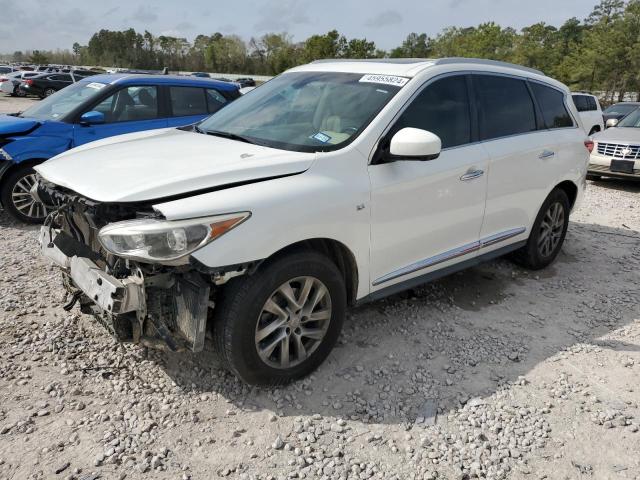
584;140;594;153
24;79;34;86
0;77;7;82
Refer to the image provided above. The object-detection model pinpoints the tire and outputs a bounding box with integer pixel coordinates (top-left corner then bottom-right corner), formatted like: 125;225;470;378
0;165;50;224
586;173;602;181
13;85;26;98
511;188;570;270
588;126;600;136
43;88;56;97
212;251;346;386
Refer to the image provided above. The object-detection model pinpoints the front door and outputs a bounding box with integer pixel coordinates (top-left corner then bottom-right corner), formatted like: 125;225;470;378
73;85;168;147
368;74;489;292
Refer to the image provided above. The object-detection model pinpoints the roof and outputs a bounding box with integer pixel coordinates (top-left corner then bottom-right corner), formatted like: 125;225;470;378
293;57;546;78
78;74;240;91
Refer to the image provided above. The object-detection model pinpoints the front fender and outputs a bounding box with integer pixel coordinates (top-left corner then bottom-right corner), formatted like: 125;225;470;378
3;134;72;163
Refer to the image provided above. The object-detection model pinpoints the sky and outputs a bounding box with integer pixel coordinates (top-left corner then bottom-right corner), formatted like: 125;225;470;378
0;0;597;53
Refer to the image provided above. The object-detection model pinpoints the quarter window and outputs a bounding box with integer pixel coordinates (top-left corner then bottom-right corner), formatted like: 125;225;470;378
531;83;574;129
170;87;208;116
392;75;471;149
475;75;537;140
206;89;228;113
93;86;158;123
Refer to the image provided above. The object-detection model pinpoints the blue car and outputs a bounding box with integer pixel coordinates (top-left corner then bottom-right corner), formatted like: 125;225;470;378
0;74;240;222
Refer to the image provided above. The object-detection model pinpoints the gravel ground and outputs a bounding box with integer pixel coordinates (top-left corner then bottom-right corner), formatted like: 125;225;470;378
1;96;640;480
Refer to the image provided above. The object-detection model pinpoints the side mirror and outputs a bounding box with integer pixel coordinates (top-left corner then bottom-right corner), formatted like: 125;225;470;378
389;128;442;161
79;111;105;126
606;118;619;128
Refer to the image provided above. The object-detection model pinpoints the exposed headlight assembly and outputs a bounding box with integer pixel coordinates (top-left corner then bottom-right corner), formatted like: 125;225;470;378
98;213;250;264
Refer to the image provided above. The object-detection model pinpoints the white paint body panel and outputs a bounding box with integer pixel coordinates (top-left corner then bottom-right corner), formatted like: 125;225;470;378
37;59;588;301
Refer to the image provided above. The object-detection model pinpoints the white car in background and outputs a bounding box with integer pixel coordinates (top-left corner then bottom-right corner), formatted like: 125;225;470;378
572;92;604;135
0;71;41;96
589;109;640;180
37;58;589;385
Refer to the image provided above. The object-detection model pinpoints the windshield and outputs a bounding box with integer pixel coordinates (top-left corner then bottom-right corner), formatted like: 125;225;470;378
603;104;638;116
198;72;405;152
19;81;108;121
617;109;640;128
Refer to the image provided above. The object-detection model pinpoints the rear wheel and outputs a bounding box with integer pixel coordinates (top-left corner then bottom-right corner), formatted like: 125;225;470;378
212;251;346;386
0;165;50;224
13;85;26;97
511;188;570;270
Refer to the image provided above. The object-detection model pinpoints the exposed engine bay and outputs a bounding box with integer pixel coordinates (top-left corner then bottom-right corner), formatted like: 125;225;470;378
37;179;218;352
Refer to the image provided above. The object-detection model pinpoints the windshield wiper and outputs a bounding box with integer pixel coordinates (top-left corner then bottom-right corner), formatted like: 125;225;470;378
204;129;256;145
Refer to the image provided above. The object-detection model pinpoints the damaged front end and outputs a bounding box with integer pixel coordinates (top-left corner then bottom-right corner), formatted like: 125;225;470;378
37;181;217;352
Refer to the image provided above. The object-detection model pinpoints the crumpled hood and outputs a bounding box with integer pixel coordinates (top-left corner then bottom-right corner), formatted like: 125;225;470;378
35;128;316;203
593;127;640;144
0;115;40;136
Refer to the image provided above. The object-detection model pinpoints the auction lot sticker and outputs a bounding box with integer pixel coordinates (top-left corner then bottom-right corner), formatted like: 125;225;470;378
359;74;410;87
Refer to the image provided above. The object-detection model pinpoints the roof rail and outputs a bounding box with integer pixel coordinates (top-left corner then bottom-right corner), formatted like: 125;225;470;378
433;58;544;76
310;58;434;64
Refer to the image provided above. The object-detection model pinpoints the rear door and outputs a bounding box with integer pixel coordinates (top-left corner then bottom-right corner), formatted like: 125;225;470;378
474;73;560;252
73;85;168;146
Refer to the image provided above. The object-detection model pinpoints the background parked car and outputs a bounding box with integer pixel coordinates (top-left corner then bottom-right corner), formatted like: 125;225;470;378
571;92;604;135
0;65;16;74
589;108;640;180
0;71;41;97
0;74;241;222
19;70;99;98
602;102;640;127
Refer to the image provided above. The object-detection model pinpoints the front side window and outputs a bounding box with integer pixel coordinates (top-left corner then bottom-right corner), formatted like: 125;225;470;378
198;72;404;152
170;87;208;116
392;75;471;149
93;85;158;123
19;81;108;120
531;83;573;129
475;75;537;140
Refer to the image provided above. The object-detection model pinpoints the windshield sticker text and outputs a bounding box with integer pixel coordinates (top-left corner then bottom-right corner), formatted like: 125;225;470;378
359;74;409;87
311;132;332;143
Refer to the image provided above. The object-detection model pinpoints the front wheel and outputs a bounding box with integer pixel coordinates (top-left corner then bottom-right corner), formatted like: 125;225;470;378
511;188;570;270
1;165;50;223
213;251;346;386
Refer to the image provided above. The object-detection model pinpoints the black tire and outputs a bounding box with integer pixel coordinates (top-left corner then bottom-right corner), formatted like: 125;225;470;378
511;188;570;270
13;85;26;97
212;251;346;386
587;173;602;181
43;88;56;97
0;164;49;224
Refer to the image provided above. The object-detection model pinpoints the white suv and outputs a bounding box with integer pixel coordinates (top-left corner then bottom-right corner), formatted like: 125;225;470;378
36;58;590;385
571;92;604;135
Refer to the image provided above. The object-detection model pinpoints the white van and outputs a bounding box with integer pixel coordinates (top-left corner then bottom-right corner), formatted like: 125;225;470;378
572;92;604;135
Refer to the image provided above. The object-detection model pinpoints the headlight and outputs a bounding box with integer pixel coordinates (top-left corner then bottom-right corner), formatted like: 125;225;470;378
98;213;250;263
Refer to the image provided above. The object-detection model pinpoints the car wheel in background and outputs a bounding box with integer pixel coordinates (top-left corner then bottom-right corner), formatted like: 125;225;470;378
511;188;570;270
588;126;600;136
13;85;26;97
213;251;346;386
43;88;56;97
1;165;50;224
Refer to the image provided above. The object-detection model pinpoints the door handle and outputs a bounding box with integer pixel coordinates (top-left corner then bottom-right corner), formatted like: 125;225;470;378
460;169;484;181
539;150;555;159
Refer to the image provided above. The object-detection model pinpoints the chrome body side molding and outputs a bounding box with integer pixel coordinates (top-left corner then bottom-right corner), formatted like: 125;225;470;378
372;227;526;286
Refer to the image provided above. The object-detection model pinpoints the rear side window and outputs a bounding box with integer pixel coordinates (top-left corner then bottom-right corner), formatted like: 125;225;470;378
572;95;590;112
475;75;537;140
206;89;228;113
393;75;471;149
170;87;208;116
588;96;598;111
531;83;574;129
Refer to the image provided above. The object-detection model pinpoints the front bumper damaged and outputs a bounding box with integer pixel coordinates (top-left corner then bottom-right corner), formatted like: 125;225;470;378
40;227;210;352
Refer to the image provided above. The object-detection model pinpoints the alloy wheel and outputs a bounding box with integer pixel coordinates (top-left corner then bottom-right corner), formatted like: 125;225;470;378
255;276;332;369
538;201;565;257
11;173;49;220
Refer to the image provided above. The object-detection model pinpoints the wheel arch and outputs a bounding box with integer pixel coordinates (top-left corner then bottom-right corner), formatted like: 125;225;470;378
554;180;578;210
265;238;359;306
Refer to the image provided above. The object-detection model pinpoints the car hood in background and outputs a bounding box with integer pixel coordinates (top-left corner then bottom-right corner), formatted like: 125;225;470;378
593;127;640;144
0;115;40;136
35;128;317;203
